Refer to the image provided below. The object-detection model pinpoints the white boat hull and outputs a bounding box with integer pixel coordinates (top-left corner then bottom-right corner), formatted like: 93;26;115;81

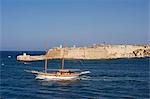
36;75;78;80
25;70;90;80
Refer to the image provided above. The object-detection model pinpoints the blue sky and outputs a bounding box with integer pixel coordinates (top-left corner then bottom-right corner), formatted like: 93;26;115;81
1;0;149;51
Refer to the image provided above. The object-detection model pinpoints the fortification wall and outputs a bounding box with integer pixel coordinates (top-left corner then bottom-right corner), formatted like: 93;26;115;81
17;44;150;61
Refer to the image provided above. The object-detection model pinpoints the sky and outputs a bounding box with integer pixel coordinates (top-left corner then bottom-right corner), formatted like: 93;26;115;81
1;0;149;51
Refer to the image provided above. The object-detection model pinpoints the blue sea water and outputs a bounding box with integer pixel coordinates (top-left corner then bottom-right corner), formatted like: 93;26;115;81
0;51;149;99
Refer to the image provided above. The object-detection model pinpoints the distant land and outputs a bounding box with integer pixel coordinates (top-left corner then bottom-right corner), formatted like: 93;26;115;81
17;44;150;61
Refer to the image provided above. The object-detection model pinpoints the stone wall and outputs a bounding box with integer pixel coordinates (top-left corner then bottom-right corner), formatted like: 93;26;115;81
46;44;150;59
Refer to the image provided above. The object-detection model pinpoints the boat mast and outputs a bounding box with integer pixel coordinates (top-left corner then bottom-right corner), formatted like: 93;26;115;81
61;48;64;69
44;41;48;73
45;51;48;73
61;57;64;69
45;58;48;73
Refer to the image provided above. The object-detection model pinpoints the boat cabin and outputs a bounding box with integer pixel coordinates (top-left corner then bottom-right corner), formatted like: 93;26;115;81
56;69;73;75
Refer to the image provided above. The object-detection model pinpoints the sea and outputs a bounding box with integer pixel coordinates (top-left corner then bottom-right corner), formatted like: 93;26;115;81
0;51;149;99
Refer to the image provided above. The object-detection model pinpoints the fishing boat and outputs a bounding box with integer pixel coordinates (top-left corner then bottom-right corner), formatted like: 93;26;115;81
26;48;90;80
